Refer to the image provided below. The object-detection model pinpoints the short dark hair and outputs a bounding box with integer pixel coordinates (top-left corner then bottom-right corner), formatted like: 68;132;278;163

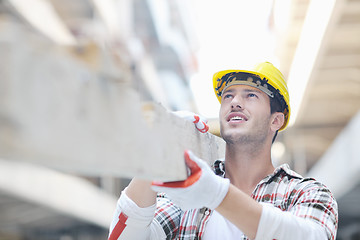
270;95;285;143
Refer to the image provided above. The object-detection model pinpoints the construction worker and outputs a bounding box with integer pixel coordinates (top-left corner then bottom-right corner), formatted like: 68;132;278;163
108;62;338;239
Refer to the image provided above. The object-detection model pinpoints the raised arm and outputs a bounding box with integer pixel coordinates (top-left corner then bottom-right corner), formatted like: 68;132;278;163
108;178;163;240
152;151;338;240
108;111;210;239
216;184;336;239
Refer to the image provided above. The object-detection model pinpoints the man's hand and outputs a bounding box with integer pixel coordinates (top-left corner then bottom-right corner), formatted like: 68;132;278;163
173;111;209;133
151;150;230;210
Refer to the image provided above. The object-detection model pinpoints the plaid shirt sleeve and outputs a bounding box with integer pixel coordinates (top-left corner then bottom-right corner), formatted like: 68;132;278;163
154;193;183;239
255;176;338;240
287;179;338;239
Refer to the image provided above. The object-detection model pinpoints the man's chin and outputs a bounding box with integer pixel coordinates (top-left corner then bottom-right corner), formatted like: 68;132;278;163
221;130;249;144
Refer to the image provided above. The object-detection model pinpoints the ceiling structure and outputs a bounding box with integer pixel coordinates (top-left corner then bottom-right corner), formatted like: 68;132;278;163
275;1;360;237
0;0;359;239
278;0;360;172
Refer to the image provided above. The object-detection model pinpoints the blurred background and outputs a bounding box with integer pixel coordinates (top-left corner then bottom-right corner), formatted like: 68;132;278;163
0;0;359;239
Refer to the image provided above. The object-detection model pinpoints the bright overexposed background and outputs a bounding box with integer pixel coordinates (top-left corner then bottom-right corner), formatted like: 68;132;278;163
189;0;279;118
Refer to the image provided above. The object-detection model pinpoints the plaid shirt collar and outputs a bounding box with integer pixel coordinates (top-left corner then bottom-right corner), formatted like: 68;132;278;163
213;159;303;182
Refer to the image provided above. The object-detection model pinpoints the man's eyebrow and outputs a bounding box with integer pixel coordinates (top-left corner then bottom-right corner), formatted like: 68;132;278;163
225;87;262;93
223;88;235;94
243;88;263;93
223;86;264;96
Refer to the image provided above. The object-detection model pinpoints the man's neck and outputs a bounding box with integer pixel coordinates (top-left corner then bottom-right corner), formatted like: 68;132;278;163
224;142;275;196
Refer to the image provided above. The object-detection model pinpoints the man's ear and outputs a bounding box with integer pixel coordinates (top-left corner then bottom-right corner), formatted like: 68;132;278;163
270;112;285;132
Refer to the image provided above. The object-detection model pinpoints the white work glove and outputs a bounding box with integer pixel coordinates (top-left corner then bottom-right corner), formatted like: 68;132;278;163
173;111;209;133
151;150;230;210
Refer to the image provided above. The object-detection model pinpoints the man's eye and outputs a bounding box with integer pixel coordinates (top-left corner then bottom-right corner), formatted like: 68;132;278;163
223;94;232;99
248;93;257;98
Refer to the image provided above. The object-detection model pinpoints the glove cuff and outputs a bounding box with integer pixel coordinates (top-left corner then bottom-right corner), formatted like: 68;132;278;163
207;177;230;210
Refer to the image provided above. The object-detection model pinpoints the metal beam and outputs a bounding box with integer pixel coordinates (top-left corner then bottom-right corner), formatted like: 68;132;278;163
307;110;360;199
8;0;76;45
0;158;117;228
287;0;346;126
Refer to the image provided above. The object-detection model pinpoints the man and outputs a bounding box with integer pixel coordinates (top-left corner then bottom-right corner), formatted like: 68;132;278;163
108;62;338;239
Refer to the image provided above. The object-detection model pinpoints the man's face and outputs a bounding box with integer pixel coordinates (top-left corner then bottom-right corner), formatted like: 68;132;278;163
219;85;273;145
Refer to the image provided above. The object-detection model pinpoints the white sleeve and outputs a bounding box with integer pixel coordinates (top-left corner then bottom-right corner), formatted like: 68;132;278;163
254;203;328;240
108;189;166;240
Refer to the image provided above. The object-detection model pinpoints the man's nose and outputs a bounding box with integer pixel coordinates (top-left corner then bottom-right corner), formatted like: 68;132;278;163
231;96;243;109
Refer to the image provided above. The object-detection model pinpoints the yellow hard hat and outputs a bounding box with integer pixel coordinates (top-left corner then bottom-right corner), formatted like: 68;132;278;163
213;62;290;131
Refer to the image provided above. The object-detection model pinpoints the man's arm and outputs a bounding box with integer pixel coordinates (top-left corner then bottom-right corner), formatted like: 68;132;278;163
216;184;330;240
108;179;165;240
108;111;210;239
125;178;157;207
216;184;262;239
152;152;337;240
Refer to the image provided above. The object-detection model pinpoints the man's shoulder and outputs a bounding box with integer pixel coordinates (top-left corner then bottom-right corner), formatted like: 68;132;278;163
276;164;303;178
275;164;335;196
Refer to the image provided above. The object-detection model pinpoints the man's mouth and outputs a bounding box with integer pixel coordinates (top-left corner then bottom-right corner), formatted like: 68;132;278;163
230;116;244;121
227;112;248;122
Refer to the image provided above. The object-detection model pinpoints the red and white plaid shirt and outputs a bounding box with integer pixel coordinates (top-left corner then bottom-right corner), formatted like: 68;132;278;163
153;161;338;239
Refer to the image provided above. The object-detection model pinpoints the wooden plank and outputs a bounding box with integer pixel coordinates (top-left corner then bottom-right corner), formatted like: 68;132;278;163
0;25;225;182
